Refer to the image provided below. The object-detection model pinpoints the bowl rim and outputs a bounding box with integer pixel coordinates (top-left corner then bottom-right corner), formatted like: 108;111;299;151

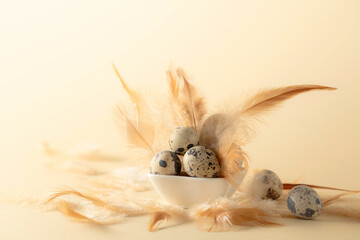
147;171;244;182
147;173;226;180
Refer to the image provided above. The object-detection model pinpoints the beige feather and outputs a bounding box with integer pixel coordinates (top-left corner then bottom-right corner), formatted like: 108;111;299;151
148;210;186;232
46;190;107;206
166;70;183;127
200;85;336;148
323;191;360;207
320;192;360;220
324;205;360;220
167;68;207;131
55;201;102;224
114;104;155;156
112;63;144;112
53;200;127;225
148;211;171;232
217;142;249;189
113;63;155;157
47;189;145;216
191;199;279;231
167;70;180;99
239;85;336;118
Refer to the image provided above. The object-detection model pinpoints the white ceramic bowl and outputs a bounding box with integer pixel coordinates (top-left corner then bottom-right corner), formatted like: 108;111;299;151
147;170;245;208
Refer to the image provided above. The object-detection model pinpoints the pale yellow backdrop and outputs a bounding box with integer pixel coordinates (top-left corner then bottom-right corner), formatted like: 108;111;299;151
1;0;360;239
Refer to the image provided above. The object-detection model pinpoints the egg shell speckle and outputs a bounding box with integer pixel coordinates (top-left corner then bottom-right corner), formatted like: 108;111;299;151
150;151;181;175
252;169;283;200
287;185;323;219
183;146;220;178
169;127;199;155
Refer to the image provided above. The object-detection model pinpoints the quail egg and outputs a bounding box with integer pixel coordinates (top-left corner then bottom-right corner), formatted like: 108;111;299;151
150;150;181;175
169;127;199;155
287;185;323;219
252;169;283;200
183;146;220;178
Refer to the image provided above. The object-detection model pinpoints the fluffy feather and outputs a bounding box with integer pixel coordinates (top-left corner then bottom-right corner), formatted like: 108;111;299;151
216;142;249;189
167;68;206;132
190;198;279;231
113;64;155;157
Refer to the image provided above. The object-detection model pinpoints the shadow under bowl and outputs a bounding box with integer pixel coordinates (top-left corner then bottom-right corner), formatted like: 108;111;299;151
147;170;245;208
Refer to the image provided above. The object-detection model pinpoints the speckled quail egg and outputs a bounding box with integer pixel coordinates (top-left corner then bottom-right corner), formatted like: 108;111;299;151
251;169;283;200
150;150;181;175
183;146;220;178
169;127;199;155
287;185;323;219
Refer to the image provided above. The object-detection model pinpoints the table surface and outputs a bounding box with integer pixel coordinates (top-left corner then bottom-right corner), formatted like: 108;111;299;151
1;1;360;239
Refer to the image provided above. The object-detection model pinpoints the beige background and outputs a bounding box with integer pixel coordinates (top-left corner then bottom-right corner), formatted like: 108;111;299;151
1;0;360;239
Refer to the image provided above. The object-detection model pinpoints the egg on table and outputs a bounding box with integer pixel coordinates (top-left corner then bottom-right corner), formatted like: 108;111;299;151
287;185;323;219
183;146;220;178
251;169;283;200
169;127;199;155
150;150;182;175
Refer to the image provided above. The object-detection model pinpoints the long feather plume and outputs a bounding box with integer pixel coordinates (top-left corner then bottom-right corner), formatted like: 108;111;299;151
239;85;336;118
200;85;336;148
167;68;206;132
